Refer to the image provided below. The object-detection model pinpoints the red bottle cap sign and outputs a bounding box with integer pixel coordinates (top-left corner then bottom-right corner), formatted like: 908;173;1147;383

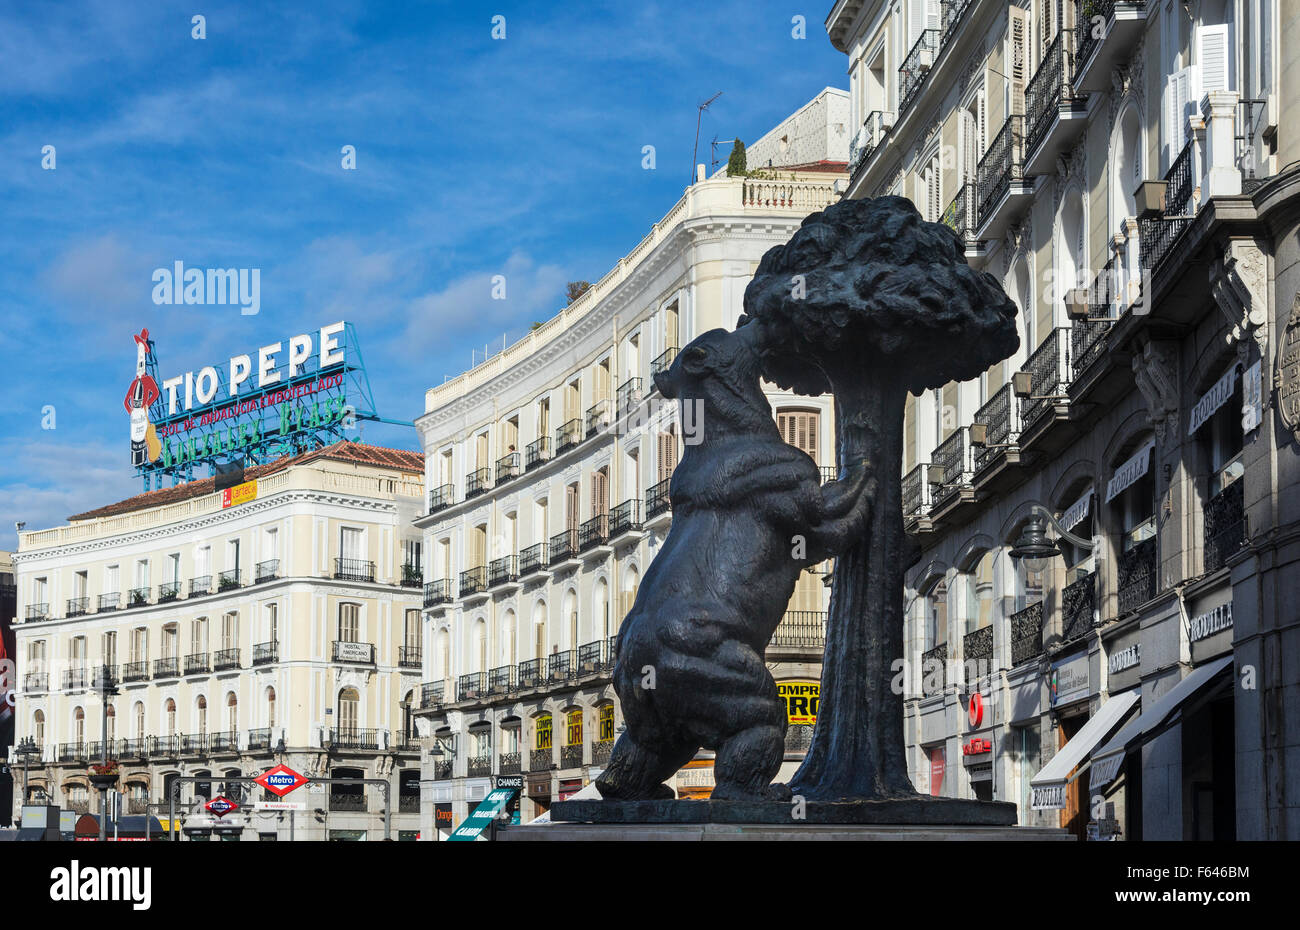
254;764;309;798
206;796;238;818
969;691;983;728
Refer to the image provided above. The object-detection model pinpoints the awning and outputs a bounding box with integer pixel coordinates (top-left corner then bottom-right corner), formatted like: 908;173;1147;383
1089;657;1234;788
1105;441;1156;502
1188;365;1240;436
1030;689;1140;810
1061;488;1094;533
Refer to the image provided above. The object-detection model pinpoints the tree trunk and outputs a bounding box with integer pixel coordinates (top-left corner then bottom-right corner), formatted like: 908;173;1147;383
789;373;917;800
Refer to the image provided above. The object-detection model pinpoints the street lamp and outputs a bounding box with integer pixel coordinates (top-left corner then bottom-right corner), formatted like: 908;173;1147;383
14;736;41;806
1008;504;1094;572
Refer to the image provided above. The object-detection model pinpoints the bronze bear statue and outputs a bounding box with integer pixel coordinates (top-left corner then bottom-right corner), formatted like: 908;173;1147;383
595;322;876;801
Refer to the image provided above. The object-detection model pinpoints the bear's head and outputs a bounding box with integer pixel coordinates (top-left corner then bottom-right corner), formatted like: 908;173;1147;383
654;324;774;436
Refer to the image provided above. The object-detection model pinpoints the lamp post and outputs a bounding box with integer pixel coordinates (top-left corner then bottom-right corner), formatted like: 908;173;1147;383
1007;504;1094;572
14;736;40;807
91;665;120;842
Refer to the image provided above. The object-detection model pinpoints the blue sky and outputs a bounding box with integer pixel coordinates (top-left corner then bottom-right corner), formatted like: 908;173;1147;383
0;0;846;548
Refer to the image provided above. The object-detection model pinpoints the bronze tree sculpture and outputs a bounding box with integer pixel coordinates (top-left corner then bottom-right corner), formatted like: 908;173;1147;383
739;196;1019;800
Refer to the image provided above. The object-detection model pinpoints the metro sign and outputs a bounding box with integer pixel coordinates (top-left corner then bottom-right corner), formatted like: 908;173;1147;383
255;764;309;798
206;796;239;818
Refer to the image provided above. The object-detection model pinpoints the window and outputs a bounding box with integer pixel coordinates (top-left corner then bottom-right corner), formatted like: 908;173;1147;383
925;580;948;649
501;726;520;754
226;693;238;733
591;468;609;518
74;707;85;744
135;702;145;739
1203;373;1245;496
190;617;208;653
105;704;116;741
102;631;117;668
963;552;996;634
535;714;552;751
195;545;211;579
134;559;149;591
1117;469;1156;552
657;429;677;482
340;527;364;563
165;699;176;736
471;728;490;758
405;610;420;650
197;696;208;735
227;538;241;572
266;603;278;642
338;688;359;734
599;704;615;742
566;708;583;746
130;628;148;664
266;687;277;728
34;710;45;746
338;603;360;643
221;612;238;650
164;554;180;585
104;564;120;596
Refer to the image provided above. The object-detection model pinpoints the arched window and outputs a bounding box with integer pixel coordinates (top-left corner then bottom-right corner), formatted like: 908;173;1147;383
593;579;610;642
925;579;948;650
502;610;517;666
338;687;360;736
266;687;276;729
226;692;238;734
134;702;145;739
196;696;207;735
165;699;176;736
74;707;85;745
620;565;640;625
105;704;116;742
564;589;578;650
473;619;487;673
532;601;548;660
962;552;996;634
34;710;45;747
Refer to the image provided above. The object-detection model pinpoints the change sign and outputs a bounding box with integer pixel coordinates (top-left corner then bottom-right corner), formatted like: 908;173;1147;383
447;787;519;842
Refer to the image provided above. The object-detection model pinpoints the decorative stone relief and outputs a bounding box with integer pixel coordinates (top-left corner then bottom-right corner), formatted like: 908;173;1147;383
1276;292;1300;445
1210;239;1270;362
1132;340;1180;441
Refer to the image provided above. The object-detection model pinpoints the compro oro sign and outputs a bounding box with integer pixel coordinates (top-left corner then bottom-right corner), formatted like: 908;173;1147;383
777;681;819;725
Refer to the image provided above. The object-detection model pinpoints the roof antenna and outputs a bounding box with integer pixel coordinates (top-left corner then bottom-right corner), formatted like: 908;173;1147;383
692;92;723;183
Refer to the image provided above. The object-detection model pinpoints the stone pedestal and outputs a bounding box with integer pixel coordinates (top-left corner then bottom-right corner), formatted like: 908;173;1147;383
498;822;1073;842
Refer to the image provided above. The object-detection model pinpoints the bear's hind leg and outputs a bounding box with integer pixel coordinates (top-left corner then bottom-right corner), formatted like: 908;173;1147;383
711;724;790;802
595;734;697;801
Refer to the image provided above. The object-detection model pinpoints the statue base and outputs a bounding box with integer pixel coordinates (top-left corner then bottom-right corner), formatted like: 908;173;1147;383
549;796;1019;826
498;821;1070;842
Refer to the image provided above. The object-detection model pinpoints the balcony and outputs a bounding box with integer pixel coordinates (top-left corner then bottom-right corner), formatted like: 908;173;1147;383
459;565;487;597
902;463;932;525
1073;0;1148;93
184;652;210;675
585;399;611;438
610;498;642;538
209;731;239;754
62;667;87;690
487;555;519;588
1071;259;1117;378
400;562;422;589
579;513;610;552
771;610;827;649
90;665;117;690
525;436;552;470
255;559;280;584
1024;29;1088;175
576;639;607;675
649;347;678;383
252;641;279;665
59;742;88;763
1010;602;1045;666
150;735;179;757
976;115;1031;241
963;624;994;667
1204;479;1245;574
1019;327;1072;433
499;751;522;775
495;452;521;485
616;378;643;418
428;483;454;514
930;427;973;511
465;467;492;499
1138;142;1196;275
1116;536;1158;615
1061;571;1096;643
941;182;983;263
158;581;180;602
488;664;516;694
420;680;446;710
217;568;241;592
519;542;549;577
247;728;272;752
971;383;1019;474
457;672;486;702
66;596;89;617
530;748;553;772
393;731;421;753
179;733;207;756
121;661;149;683
119;738;148;760
328;792;367;813
898;29;940;118
939;0;975;45
592;739;614;766
189;575;212;597
921;643;947;698
214;648;240;672
466;754;492;778
399;645;422;668
333;640;375;664
555;418;582;455
549;528;578;566
645;477;671;521
560;744;584;769
334;558;375;583
547;650;573;682
98;592;120;612
24;672;48;692
128;586;150;608
423;579;453;608
153;656;180;679
331;728;381;751
848;109;894;180
517;658;543;690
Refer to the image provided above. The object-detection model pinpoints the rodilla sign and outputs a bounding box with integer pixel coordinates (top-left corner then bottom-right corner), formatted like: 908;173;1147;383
130;321;379;487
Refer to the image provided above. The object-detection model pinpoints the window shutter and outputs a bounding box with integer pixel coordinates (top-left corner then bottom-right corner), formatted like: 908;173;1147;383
658;431;677;481
1009;6;1030;115
1199;24;1230;95
909;0;926;45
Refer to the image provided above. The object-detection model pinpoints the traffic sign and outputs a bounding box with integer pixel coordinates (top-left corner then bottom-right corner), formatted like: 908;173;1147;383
255;764;309;798
206;796;239;818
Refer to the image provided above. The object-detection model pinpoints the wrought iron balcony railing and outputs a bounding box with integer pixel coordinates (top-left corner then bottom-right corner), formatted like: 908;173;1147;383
1166;138;1195;214
963;624;994;666
61;667;87;690
616;378;643;418
393;731;421;752
150;735;180;757
119;738;148;759
179;733;207;756
610;498;641;537
1138;140;1196;273
184;652;210;675
488;555;518;588
1062;571;1097;642
59;742;88;763
549;528;578;565
332;640;375;664
519;542;548;576
399;645;422;668
98;592;120;612
24;672;48;692
334;557;375;583
420;679;446;709
465;467;492;499
331;728;381;750
771;610;827;648
972;382;1019;472
517;658;543;690
1117;536;1158;615
525;436;552;470
585;399;611;437
921;642;947;698
899;29;940;117
592;739;614;766
499;751;522;774
495;452;521;484
457;672;486;701
459;565;487;596
424;578;453;607
158;581;180;602
649;347;678;381
214;648;240;671
328;792;367;812
255;559;279;583
903;463;931;522
941;182;978;245
579;513;610;551
252;641;279;665
530;748;553;772
1204;479;1245;574
209;731;238;753
940;0;975;45
560;744;584;769
90;665;117;690
548;649;573;681
848;109;895;175
128;586;150;608
555;418;582;455
400;562;422;588
66;597;89;617
1025;29;1079;157
1075;0;1123;70
153;656;180;679
488;664;516;694
930;427;972;508
646;476;671;519
217;568;241;591
428;483;453;514
189;575;212;597
977;115;1025;225
467;755;492;777
1071;259;1116;376
25;603;49;622
1010;602;1045;667
121;661;149;683
576;639;605;674
247;727;272;751
1021;327;1071;429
